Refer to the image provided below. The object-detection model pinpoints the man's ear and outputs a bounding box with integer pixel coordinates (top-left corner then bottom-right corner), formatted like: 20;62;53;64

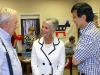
3;20;9;27
82;14;86;20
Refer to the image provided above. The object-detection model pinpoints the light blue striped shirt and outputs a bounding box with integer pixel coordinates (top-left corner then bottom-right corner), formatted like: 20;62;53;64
0;28;22;75
74;22;100;75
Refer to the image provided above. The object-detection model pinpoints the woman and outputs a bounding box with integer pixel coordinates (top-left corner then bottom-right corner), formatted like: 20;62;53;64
31;18;65;75
24;26;36;52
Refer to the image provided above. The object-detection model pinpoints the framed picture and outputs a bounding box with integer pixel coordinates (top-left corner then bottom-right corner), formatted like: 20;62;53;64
20;14;41;44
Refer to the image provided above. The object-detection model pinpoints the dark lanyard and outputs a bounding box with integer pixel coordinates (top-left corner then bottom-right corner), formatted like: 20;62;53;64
1;39;14;75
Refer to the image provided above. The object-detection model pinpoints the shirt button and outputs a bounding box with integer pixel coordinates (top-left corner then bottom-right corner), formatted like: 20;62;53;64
42;63;45;65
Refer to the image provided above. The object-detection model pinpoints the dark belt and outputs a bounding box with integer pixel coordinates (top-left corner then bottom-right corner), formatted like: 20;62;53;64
78;72;85;75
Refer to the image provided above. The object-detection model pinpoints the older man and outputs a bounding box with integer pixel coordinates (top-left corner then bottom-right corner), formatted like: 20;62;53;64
0;7;22;75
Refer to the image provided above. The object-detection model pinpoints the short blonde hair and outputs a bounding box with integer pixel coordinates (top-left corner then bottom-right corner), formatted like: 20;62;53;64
0;7;17;24
28;26;35;31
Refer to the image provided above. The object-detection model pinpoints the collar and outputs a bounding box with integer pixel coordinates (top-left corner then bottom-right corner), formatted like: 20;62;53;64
80;22;93;35
38;35;60;45
0;28;11;40
38;35;60;55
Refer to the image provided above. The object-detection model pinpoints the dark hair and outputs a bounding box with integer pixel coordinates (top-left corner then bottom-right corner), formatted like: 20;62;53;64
71;2;94;22
69;36;75;42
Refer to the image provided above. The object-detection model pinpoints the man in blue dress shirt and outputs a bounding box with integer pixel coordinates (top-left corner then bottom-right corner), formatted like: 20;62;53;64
0;7;22;75
71;2;100;75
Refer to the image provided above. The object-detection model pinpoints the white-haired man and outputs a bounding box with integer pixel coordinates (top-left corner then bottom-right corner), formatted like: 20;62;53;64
0;7;22;75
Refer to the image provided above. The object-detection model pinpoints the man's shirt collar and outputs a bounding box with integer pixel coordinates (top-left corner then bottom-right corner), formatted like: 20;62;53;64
0;28;11;40
80;22;93;35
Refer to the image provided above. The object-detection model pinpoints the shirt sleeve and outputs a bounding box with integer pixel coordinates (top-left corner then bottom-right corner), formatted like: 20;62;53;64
74;35;98;62
64;41;69;47
0;42;5;73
